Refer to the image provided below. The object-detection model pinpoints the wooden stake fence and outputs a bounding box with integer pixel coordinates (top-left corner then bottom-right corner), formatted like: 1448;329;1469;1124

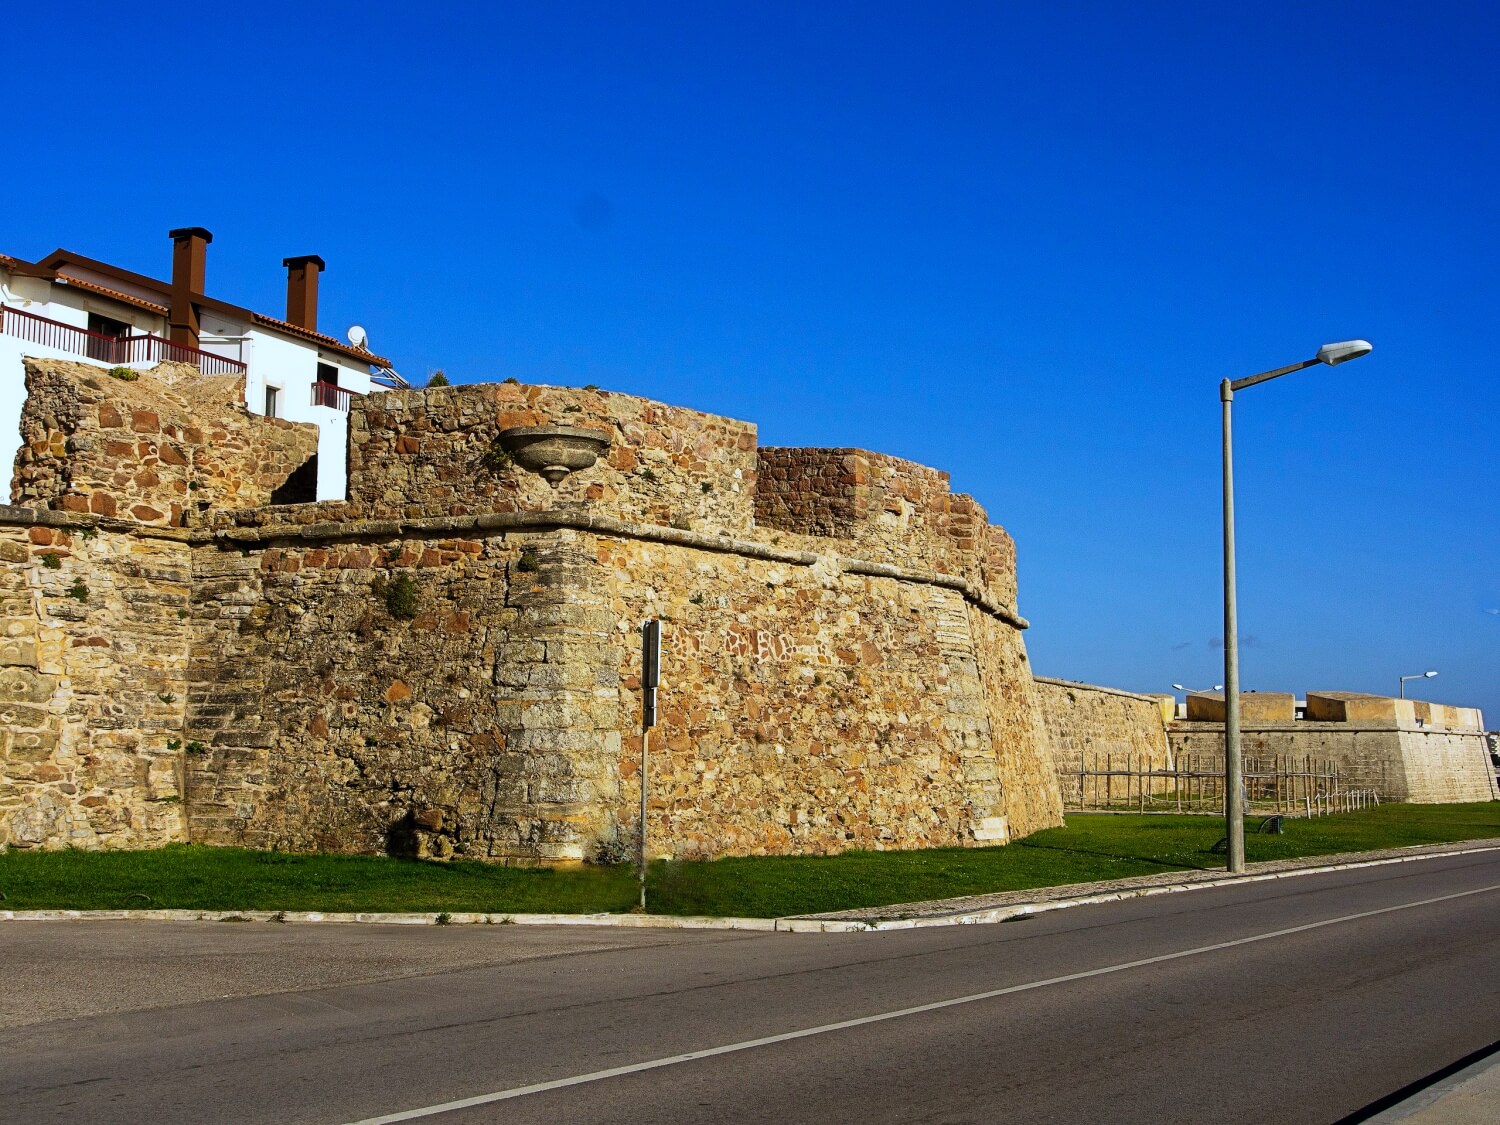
1066;751;1381;816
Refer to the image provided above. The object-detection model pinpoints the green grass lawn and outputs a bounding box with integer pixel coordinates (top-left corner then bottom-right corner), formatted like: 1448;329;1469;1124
1;802;1495;918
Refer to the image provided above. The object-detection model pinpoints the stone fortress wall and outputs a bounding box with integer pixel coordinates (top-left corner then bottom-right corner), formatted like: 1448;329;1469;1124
1;358;1489;860
1;361;1063;860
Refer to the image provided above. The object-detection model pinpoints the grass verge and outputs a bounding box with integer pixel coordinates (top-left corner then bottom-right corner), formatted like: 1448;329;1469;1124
0;802;1494;918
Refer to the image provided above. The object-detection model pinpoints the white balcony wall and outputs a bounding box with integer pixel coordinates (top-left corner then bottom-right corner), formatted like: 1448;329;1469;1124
243;327;366;501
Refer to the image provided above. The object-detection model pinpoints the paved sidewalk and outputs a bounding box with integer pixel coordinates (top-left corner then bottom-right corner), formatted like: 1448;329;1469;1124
791;838;1500;926
1363;1044;1500;1123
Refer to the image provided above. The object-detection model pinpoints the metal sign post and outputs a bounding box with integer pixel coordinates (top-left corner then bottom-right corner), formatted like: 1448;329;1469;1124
639;619;661;911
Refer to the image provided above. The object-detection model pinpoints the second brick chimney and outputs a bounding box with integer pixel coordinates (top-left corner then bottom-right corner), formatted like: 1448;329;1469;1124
168;227;211;349
282;254;325;332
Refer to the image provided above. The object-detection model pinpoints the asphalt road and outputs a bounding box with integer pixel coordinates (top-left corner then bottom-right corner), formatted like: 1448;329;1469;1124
2;852;1498;1124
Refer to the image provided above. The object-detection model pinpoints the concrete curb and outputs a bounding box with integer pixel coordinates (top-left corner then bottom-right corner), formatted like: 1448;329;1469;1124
2;841;1497;934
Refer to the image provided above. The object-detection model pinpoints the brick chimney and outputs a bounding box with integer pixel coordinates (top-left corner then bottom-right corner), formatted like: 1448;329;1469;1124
168;227;212;349
282;254;325;332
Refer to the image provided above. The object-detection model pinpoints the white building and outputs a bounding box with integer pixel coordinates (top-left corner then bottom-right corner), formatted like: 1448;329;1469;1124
0;227;398;501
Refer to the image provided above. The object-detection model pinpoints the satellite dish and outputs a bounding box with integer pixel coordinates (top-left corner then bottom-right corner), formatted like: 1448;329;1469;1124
347;325;369;349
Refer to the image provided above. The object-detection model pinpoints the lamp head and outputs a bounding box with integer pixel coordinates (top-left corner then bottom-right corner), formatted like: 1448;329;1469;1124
1424;670;1438;678
1316;339;1373;366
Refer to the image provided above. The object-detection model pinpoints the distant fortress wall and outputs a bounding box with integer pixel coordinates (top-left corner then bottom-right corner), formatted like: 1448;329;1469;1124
1036;677;1493;805
1167;692;1494;804
1031;678;1175;803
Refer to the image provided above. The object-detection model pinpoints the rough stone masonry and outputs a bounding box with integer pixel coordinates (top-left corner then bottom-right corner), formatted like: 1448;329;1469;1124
0;361;1063;861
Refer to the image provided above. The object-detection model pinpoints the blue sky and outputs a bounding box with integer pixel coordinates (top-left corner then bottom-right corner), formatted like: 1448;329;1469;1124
11;2;1497;719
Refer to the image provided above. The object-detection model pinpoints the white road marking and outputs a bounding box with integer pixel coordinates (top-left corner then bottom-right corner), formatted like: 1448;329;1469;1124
344;881;1500;1124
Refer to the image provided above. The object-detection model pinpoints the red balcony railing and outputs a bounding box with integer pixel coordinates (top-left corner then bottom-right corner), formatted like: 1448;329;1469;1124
1;304;246;375
311;381;359;411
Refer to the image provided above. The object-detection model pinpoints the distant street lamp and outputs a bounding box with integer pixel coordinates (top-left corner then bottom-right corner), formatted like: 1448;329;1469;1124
1172;683;1223;693
1398;670;1437;699
1221;340;1372;874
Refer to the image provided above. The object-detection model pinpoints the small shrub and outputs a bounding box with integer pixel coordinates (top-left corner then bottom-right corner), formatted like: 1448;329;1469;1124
177;609;189;620
479;444;512;471
503;376;520;385
426;370;450;388
67;580;89;602
582;384;599;392
166;738;181;751
700;482;713;493
435;911;453;926
79;525;98;540
41;553;62;570
382;573;420;620
639;467;656;481
185;741;207;755
106;365;139;382
188;480;201;491
689;593;705;605
158;692;177;705
516;549;540;573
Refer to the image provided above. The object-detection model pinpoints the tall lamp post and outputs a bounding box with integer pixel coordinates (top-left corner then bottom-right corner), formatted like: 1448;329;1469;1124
1221;339;1372;874
1398;670;1437;698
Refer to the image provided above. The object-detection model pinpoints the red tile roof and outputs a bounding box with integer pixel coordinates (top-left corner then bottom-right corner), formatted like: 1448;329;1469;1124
13;247;392;367
51;275;169;316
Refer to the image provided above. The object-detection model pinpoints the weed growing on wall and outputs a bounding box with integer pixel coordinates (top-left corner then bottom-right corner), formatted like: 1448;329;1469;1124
426;370;450;388
375;574;420;620
41;553;62;570
107;366;139;382
67;581;89;602
516;549;540;573
479;443;512;471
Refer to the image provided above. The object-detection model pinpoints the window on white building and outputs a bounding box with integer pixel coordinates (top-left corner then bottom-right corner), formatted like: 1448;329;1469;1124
86;312;130;363
264;386;280;418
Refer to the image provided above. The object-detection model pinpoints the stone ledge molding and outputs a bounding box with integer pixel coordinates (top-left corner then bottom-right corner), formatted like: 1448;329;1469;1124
0;504;1029;630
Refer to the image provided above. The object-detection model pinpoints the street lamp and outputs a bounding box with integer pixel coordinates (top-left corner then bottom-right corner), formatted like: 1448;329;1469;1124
1398;670;1437;698
1172;683;1223;693
1221;339;1372;874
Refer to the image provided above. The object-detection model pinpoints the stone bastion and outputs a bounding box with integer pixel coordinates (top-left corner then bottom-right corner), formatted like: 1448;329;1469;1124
0;358;1064;862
